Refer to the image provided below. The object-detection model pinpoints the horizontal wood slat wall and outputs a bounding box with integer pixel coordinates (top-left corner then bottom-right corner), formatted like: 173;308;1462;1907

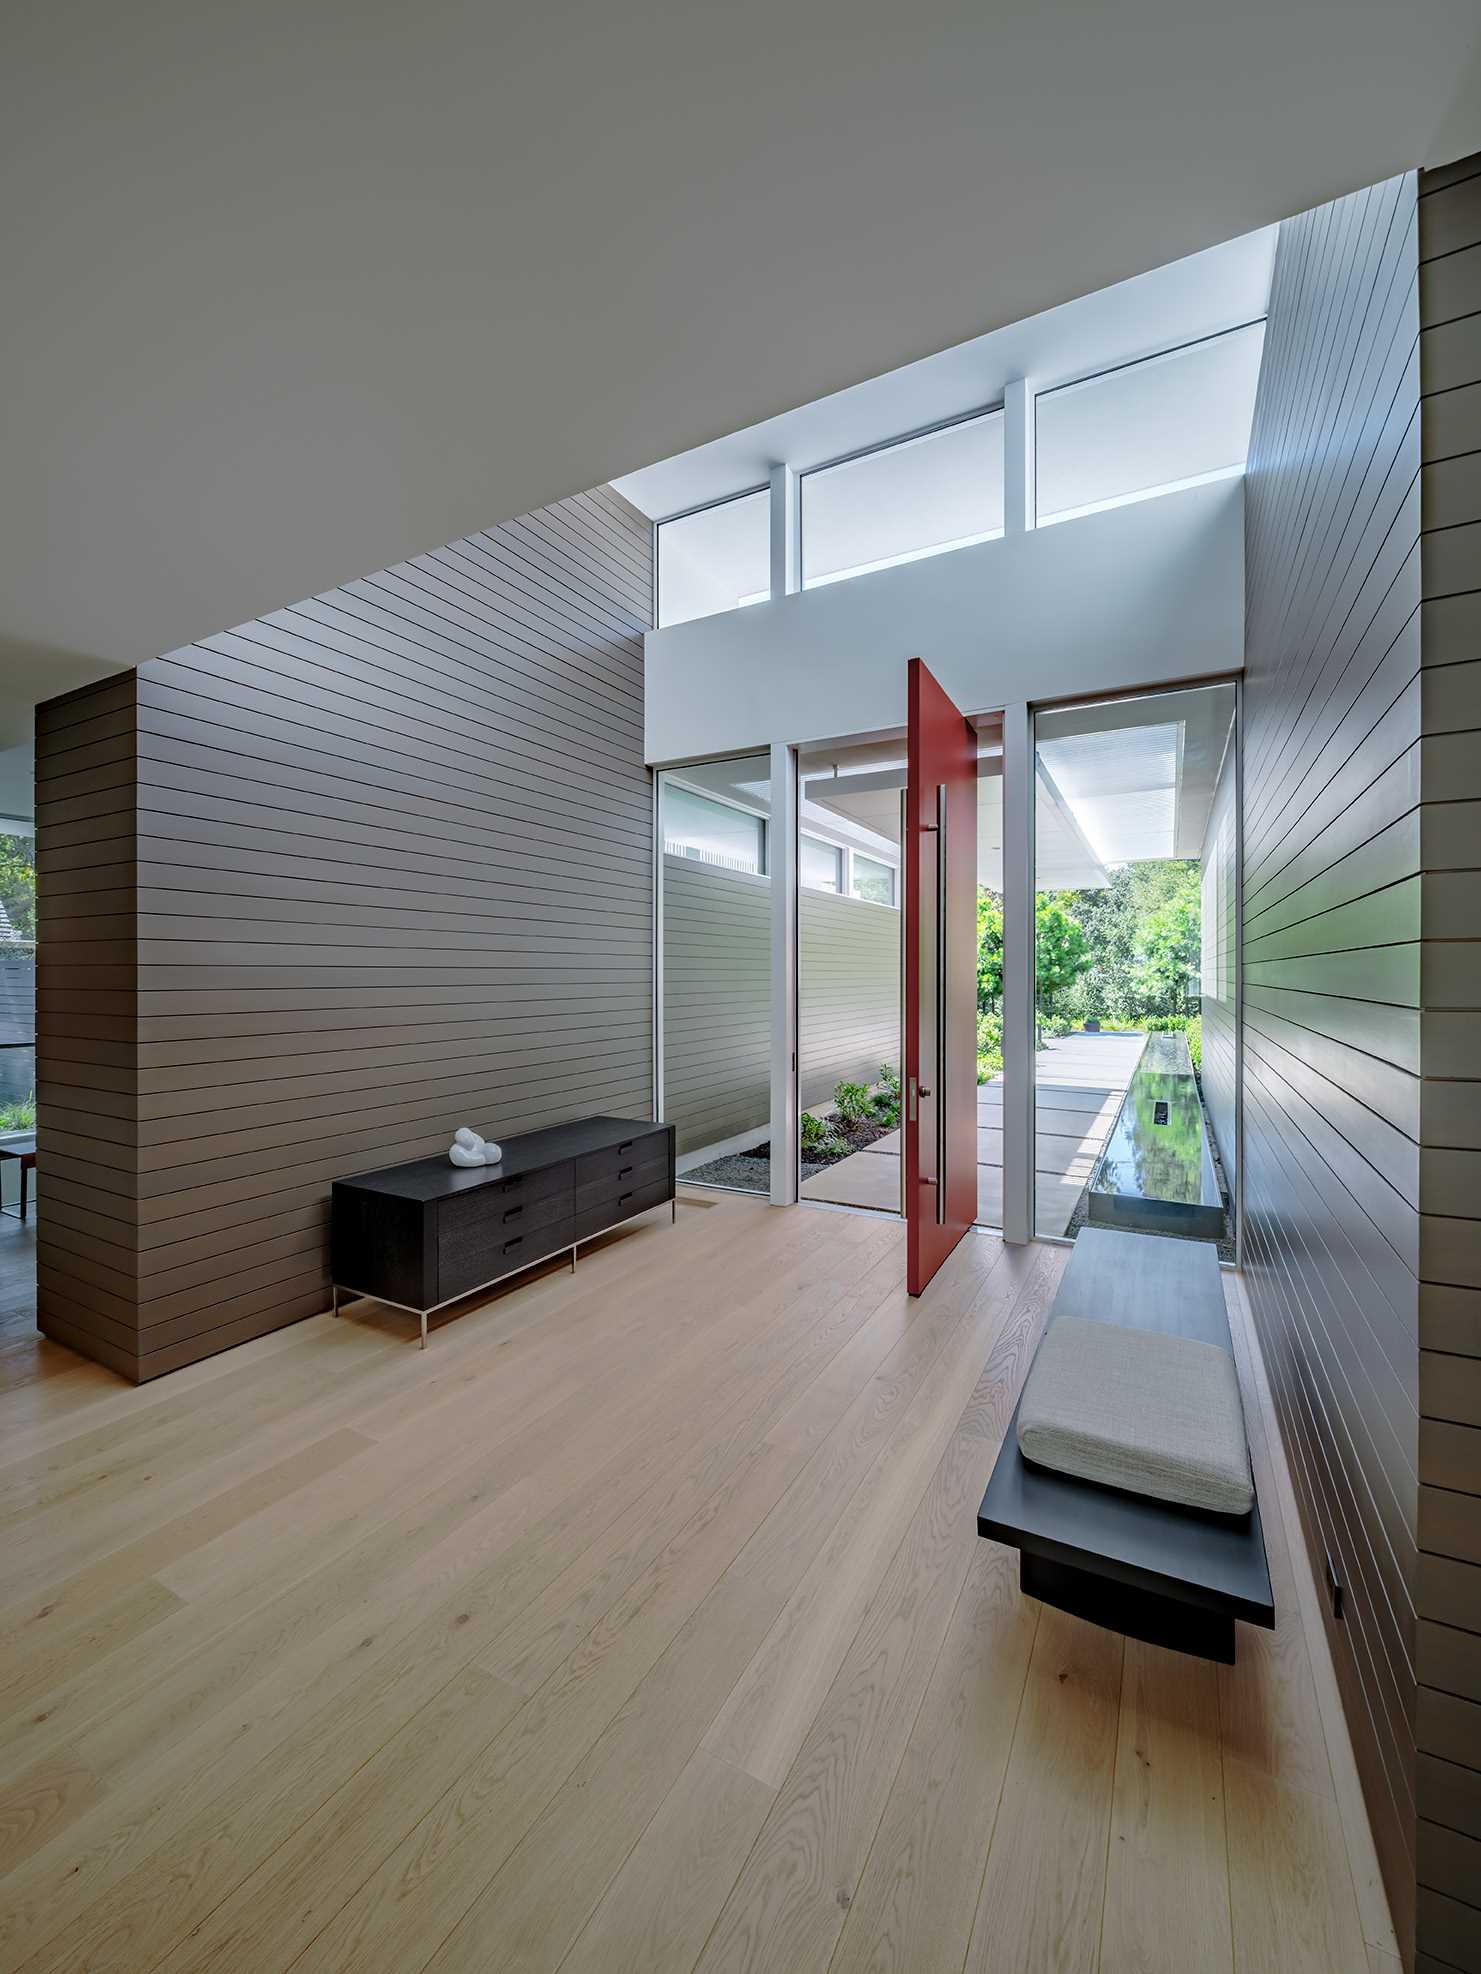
1241;172;1424;1961
1416;151;1481;1974
35;486;653;1381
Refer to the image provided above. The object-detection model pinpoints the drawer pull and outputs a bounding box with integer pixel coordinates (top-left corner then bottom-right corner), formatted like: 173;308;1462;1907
618;1140;634;1153
619;1192;634;1205
618;1165;634;1179
503;1205;523;1223
503;1236;523;1254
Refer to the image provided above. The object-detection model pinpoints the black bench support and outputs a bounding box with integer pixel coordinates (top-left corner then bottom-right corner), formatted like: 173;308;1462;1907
1020;1554;1235;1664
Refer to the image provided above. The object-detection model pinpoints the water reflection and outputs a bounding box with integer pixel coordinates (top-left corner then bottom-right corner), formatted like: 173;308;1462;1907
1090;1032;1223;1238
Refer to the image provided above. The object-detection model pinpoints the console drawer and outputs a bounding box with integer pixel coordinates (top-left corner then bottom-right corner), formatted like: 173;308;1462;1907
574;1144;670;1219
574;1176;671;1244
438;1188;573;1301
479;1158;573;1207
574;1128;670;1190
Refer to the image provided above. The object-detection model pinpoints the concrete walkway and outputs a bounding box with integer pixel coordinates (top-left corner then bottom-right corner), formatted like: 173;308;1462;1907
800;1030;1145;1235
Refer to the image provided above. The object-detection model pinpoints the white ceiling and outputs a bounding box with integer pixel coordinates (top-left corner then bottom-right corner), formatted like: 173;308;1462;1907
5;0;1480;754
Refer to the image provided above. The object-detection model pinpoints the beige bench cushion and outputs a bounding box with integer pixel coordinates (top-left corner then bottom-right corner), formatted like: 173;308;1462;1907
1017;1317;1254;1516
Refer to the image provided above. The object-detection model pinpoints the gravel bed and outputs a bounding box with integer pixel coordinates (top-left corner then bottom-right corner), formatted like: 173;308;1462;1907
680;1152;771;1192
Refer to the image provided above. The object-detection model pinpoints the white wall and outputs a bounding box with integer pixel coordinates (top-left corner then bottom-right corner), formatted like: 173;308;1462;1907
645;477;1243;762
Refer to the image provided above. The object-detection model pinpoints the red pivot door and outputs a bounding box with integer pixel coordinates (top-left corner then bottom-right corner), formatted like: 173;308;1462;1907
905;658;978;1296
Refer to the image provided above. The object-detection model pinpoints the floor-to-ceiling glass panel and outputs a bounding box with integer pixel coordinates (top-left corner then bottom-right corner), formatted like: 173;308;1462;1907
796;747;904;1213
658;755;773;1193
1031;682;1237;1255
971;723;1005;1231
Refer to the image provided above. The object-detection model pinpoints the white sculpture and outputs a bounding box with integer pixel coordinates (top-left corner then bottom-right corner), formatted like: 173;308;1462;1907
447;1124;503;1167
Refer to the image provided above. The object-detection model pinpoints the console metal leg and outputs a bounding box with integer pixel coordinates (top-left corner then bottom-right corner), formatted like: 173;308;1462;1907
331;1284;340;1319
570;1245;577;1273
671;1198;677;1224
420;1310;428;1350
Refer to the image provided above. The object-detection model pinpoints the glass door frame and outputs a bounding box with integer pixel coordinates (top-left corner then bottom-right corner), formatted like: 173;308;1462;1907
658;668;1242;1267
780;712;1007;1236
652;747;781;1199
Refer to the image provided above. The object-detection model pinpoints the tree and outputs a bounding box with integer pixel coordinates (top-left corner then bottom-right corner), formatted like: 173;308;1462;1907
1132;867;1201;1016
0;834;36;944
1062;867;1137;1022
1028;858;1203;1026
976;889;1003;1013
1035;891;1092;1015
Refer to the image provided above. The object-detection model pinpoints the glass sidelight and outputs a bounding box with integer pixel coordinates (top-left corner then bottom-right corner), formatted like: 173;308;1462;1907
796;744;905;1216
1030;681;1237;1254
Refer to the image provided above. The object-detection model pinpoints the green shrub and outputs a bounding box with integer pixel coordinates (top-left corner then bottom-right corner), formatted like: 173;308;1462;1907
832;1080;872;1126
0;1091;35;1132
866;1064;901;1127
800;1111;845;1159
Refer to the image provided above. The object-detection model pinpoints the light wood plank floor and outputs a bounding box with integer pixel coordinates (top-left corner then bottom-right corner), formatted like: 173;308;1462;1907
0;1193;1394;1973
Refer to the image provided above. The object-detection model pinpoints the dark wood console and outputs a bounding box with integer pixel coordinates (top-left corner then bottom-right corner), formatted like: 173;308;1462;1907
331;1115;675;1345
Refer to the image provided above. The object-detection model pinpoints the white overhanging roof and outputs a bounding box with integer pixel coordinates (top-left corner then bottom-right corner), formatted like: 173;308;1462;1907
800;684;1235;891
1034;686;1236;886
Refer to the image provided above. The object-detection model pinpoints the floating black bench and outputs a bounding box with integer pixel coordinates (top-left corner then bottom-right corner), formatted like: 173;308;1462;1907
977;1226;1274;1663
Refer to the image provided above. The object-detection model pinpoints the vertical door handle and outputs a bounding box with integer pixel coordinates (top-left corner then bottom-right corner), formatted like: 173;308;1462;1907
936;781;948;1225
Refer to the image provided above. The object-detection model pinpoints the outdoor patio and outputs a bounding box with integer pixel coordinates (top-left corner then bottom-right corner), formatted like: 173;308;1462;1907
799;1028;1145;1235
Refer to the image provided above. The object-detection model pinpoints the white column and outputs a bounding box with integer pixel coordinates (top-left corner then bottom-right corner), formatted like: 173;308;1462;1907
652;774;665;1126
1001;700;1035;1243
1003;377;1035;534
769;740;799;1205
769;463;799;598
